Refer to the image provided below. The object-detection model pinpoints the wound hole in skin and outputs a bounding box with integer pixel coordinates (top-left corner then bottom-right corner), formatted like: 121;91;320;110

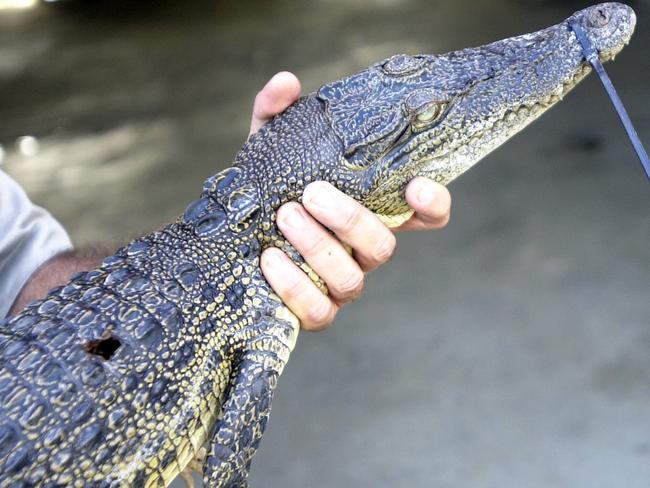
83;335;121;360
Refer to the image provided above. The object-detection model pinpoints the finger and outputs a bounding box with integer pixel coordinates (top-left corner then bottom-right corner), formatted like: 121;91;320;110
302;182;396;273
249;71;301;136
261;247;338;331
276;202;365;305
394;177;451;232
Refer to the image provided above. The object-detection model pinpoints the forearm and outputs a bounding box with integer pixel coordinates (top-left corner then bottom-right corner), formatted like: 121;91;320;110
8;247;112;316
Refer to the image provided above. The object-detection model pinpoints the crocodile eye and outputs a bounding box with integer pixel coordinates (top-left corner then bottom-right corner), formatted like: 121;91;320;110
413;103;447;127
416;105;441;122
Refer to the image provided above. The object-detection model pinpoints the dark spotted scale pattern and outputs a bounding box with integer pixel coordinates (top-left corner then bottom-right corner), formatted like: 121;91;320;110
0;3;636;487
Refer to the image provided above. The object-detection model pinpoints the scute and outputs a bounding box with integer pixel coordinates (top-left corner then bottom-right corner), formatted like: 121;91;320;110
183;197;210;223
195;209;228;237
381;54;427;75
4;445;30;473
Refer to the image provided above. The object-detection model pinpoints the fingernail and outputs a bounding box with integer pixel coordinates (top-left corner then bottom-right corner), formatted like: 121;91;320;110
417;186;436;206
281;207;305;230
305;183;334;210
264;250;283;271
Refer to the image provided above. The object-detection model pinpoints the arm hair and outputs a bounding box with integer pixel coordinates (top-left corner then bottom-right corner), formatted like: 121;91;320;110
8;247;112;316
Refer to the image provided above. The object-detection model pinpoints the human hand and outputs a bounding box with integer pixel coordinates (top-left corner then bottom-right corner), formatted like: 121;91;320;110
250;72;451;331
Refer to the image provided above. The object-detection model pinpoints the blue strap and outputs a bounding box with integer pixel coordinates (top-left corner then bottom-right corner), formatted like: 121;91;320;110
571;22;650;183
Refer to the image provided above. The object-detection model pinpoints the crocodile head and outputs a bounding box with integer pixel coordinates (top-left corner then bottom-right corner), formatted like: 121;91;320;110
318;2;636;221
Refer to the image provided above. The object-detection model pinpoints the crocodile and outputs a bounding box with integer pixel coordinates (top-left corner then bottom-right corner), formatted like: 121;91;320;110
0;3;636;487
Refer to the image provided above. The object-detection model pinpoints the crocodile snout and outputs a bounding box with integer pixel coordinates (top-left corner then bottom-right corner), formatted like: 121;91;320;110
570;3;636;61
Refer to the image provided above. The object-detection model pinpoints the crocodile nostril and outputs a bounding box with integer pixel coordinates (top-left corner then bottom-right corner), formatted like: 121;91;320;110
588;8;610;28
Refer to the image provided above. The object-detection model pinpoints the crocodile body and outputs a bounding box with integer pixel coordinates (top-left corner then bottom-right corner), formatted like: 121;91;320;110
0;4;635;487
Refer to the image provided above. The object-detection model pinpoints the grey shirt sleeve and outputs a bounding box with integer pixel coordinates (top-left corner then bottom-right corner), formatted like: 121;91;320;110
0;170;73;318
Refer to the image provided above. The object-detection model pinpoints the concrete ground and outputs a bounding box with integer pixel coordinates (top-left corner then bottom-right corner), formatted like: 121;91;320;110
1;0;649;486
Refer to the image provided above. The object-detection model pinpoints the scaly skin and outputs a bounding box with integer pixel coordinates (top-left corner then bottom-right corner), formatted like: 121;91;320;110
0;4;636;487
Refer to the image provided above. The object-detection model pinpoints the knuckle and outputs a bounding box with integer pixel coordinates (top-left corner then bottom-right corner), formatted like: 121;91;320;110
336;269;365;300
370;233;397;264
301;232;330;257
340;204;364;233
305;300;336;330
281;274;305;299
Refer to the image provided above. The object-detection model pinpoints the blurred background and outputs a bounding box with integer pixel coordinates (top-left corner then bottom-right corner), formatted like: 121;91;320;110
1;0;649;486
